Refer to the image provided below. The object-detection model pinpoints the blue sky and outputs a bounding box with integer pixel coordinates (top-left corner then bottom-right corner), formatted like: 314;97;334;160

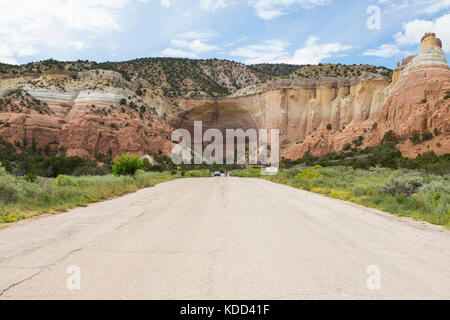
0;0;449;69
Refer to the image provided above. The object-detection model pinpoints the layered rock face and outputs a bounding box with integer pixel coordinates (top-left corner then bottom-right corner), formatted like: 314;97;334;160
173;33;450;159
378;46;449;158
369;33;449;155
0;72;174;158
0;33;448;161
283;42;449;158
172;74;389;153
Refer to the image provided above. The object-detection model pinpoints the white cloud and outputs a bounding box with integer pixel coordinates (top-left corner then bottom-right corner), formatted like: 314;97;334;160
225;37;249;47
162;29;220;58
230;36;352;64
0;0;135;64
248;0;332;20
200;0;228;11
176;30;219;40
281;36;353;64
363;13;450;58
394;19;435;45
422;0;450;13
161;48;198;58
230;39;290;64
161;0;172;7
381;0;450;14
170;39;219;53
363;44;413;58
394;14;450;51
160;0;228;11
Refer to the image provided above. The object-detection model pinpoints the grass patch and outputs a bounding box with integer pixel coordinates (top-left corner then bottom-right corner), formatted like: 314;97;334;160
0;166;176;224
183;169;212;177
231;166;450;227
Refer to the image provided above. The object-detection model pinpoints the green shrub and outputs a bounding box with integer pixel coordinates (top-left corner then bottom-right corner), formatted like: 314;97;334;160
381;130;398;144
352;136;364;147
72;166;109;176
297;166;325;180
135;169;146;176
141;158;151;171
326;123;332;130
229;168;261;178
282;141;449;175
444;91;450;100
421;130;433;142
55;175;73;186
54;174;96;188
111;154;143;176
409;132;421;145
23;174;37;183
0;165;20;204
342;143;352;151
371;122;378;131
383;176;422;197
185;169;210;177
0;170;175;224
231;162;449;226
418;181;450;194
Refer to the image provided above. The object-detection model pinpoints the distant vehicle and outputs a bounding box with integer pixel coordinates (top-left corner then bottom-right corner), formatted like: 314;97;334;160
213;171;221;177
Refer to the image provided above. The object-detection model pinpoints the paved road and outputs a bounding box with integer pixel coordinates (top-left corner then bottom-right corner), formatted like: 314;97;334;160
1;178;449;299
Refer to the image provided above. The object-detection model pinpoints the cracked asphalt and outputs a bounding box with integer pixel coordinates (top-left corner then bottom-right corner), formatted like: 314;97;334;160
1;177;450;299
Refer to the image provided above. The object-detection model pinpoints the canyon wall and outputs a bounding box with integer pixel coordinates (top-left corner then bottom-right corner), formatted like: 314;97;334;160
0;72;174;159
172;74;389;152
0;33;448;162
172;33;450;159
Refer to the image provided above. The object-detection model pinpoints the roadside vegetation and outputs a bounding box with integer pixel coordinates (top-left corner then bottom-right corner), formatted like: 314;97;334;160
0;137;109;178
230;166;449;227
231;143;450;227
0;137;179;177
0;163;176;224
0;152;182;224
0;147;238;224
1;134;448;227
281;142;450;175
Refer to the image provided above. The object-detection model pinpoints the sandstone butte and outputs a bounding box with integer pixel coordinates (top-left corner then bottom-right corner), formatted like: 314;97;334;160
0;33;449;161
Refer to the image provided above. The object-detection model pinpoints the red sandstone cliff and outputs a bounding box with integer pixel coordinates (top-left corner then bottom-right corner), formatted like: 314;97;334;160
171;33;449;160
0;71;174;159
282;62;449;159
0;33;448;161
283;33;449;159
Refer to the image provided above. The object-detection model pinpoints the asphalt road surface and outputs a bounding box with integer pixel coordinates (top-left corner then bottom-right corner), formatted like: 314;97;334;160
1;178;449;299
